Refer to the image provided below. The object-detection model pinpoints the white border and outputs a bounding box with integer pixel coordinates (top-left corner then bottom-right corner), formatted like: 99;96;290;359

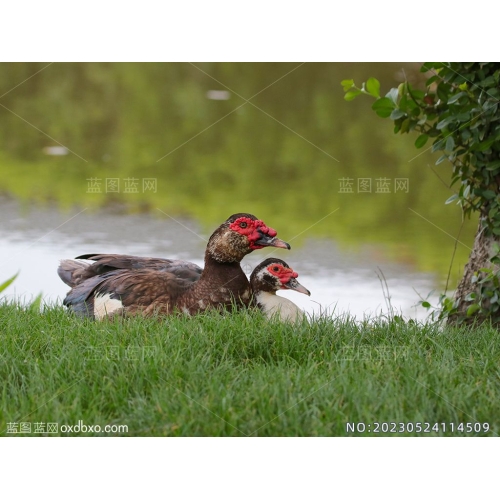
1;438;497;498
1;1;496;61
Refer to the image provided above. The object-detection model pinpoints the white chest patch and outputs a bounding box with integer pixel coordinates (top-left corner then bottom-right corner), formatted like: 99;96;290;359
256;292;304;324
94;293;123;319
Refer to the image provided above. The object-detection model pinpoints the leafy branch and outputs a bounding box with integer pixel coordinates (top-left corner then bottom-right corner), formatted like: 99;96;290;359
342;63;500;323
342;63;500;232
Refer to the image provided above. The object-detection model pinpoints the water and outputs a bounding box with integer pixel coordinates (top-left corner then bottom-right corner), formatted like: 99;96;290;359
0;63;478;319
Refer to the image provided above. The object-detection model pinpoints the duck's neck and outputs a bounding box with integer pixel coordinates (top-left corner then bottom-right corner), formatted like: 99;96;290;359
202;252;245;280
180;252;250;307
254;290;277;308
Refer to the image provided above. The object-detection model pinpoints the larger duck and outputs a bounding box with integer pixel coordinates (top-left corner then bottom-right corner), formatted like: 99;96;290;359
58;213;290;319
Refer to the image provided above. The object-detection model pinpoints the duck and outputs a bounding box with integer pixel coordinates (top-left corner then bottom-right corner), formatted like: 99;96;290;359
250;258;310;323
58;213;290;319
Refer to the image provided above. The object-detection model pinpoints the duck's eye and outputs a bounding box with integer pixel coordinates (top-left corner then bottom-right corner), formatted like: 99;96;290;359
272;266;279;272
239;222;247;228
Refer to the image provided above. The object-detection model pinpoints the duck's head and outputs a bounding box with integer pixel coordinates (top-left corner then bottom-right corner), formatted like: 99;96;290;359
207;213;290;263
250;258;310;295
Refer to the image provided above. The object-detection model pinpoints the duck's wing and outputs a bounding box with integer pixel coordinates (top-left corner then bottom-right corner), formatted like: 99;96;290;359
63;268;194;319
59;253;203;287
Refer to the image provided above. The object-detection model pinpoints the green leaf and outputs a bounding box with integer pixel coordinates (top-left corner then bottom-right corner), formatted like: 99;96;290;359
344;89;362;101
465;292;477;301
432;140;444;152
411;89;425;100
437;83;452;102
436;116;455;130
386;88;399;105
466;304;480;316
422;301;431;308
482;190;496;200
486;160;500;171
371;97;395;118
341;79;354;91
455;112;471;123
474;138;495;151
400;118;411;133
480;75;497;87
398;94;408;112
445;194;458;204
480;267;493;273
415;134;429;148
447;92;467;104
390;109;405;120
425;75;439;86
445;136;455;152
0;272;19;293
366;77;380;98
436;154;448;165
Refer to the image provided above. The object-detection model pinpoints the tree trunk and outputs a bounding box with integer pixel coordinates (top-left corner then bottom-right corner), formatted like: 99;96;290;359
449;219;500;325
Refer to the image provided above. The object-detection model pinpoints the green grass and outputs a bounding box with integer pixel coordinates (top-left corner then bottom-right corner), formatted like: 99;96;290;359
0;302;499;436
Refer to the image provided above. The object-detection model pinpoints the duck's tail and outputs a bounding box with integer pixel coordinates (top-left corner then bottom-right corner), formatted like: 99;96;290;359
57;259;91;287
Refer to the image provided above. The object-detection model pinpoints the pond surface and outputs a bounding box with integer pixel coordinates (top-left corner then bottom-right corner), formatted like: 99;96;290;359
0;63;478;319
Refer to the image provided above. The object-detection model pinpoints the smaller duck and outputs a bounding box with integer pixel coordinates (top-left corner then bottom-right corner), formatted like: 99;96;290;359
250;258;310;323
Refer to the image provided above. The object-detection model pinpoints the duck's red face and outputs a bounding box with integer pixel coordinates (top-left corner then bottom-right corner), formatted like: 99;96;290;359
266;262;310;295
229;216;290;250
267;262;298;284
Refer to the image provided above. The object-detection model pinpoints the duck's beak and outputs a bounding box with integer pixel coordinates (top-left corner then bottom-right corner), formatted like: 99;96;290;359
283;277;310;296
254;231;291;250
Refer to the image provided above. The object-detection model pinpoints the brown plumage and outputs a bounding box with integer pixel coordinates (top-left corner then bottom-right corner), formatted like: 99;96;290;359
59;213;290;319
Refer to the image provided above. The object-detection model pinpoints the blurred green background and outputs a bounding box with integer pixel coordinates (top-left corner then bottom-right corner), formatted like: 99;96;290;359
0;62;476;285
